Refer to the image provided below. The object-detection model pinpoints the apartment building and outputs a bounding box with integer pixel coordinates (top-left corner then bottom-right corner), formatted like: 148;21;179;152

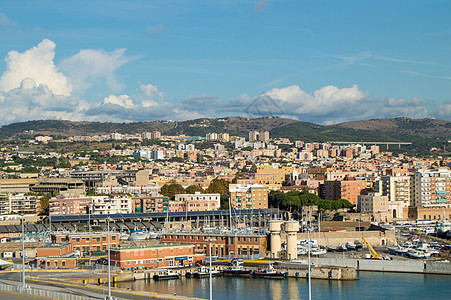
171;192;220;212
229;184;268;209
91;195;132;214
321;178;367;205
0;193;37;215
49;196;91;216
132;194;169;213
357;192;390;221
413;169;451;207
381;175;411;218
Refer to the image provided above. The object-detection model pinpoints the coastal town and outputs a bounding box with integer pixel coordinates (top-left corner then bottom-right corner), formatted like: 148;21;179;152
0;121;450;299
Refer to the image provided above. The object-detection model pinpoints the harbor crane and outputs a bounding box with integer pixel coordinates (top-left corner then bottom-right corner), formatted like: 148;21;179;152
362;237;382;259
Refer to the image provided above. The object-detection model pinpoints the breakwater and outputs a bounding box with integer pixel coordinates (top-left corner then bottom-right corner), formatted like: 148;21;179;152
314;257;451;274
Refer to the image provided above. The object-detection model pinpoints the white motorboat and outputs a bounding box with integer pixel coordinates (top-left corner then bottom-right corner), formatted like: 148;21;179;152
387;245;408;255
311;247;327;256
407;249;425;259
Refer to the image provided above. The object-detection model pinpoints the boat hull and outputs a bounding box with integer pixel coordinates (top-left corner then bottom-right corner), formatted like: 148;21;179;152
153;274;180;280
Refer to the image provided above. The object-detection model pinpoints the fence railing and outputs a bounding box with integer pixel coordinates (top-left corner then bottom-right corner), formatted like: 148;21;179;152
0;282;92;300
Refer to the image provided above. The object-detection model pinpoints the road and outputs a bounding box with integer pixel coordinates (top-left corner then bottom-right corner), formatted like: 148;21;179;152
0;271;203;300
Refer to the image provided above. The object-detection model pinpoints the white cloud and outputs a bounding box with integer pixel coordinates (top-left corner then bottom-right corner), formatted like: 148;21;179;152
0;39;447;126
0;39;72;95
147;24;164;35
0;79;89;125
60;48;128;94
102;94;134;108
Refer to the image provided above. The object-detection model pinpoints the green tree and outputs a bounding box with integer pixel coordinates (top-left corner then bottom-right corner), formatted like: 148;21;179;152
185;185;204;194
206;178;229;195
39;197;49;215
161;183;185;200
268;190;286;208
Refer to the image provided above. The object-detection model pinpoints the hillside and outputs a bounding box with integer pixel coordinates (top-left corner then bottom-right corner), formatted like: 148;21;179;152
0;118;449;150
333;118;451;139
0;117;298;139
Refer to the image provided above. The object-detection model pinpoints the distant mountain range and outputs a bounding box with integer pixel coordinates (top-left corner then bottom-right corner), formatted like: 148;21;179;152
0;117;450;147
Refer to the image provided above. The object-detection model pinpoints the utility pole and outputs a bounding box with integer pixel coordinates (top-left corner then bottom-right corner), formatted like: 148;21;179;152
21;215;27;291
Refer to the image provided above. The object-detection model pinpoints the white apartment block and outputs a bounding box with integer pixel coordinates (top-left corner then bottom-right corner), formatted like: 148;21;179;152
0;193;37;215
91;195;132;214
413;169;451;207
381;175;411;218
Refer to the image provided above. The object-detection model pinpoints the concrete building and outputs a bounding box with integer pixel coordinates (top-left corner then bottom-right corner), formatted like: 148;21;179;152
229;184;268;209
0;178;38;194
381;175;411;218
357;192;390;222
91;195;132;214
29;177;85;196
413;169;451;207
172;192;220;212
0;193;37;215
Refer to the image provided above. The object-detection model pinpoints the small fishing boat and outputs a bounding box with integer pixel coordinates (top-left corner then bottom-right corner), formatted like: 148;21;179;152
252;264;285;278
186;265;221;278
153;269;180;280
222;259;252;276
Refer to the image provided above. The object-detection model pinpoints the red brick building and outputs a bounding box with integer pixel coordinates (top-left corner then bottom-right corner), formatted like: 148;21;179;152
36;243;78;269
53;232;120;256
110;243;204;269
161;233;267;258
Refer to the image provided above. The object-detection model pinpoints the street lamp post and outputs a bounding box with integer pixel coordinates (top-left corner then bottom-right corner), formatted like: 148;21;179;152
308;207;311;300
21;214;27;291
107;217;112;300
206;238;217;300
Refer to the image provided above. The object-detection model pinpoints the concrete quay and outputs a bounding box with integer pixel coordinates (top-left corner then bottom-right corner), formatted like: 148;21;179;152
314;257;451;274
65;263;358;285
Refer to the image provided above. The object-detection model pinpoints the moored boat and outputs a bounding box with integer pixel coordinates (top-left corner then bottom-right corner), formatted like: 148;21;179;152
252;264;285;278
153;269;180;280
222;259;252;277
186;265;221;278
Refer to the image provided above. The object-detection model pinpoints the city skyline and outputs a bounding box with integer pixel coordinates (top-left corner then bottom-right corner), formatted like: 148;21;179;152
0;0;450;125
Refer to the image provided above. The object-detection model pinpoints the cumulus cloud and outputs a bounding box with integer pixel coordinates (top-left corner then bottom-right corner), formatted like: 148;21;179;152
0;39;447;126
60;48;128;94
0;39;72;95
0;78;89;124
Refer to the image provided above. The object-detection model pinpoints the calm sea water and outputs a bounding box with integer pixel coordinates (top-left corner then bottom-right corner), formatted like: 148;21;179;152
116;271;451;300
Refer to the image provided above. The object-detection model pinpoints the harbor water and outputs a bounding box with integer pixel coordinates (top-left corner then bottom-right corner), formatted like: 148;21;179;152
115;271;451;300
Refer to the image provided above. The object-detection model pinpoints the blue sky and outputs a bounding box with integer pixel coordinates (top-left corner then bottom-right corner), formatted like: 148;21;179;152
0;0;450;125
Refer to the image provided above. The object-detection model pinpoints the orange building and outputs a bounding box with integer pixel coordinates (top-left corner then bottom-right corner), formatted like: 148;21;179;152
321;178;367;205
110;243;204;269
36;243;78;269
53;232;119;256
229;184;268;209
